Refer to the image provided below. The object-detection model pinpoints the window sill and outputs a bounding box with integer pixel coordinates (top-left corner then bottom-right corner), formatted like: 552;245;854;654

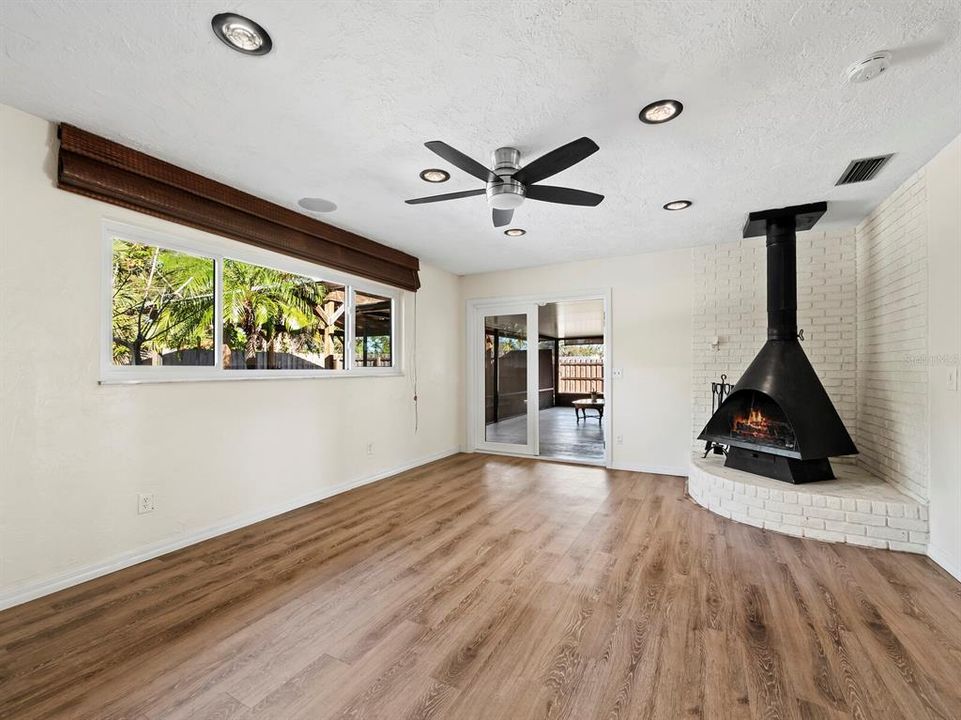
99;369;403;385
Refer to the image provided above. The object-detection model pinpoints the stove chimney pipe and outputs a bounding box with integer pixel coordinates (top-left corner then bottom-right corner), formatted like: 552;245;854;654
766;216;798;340
743;202;827;342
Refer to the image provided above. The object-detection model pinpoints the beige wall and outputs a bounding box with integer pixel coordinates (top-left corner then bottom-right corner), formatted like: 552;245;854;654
461;249;693;475
0;105;464;606
925;134;961;580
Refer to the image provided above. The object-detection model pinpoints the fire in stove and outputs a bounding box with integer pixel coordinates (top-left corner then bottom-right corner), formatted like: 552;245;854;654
730;402;796;451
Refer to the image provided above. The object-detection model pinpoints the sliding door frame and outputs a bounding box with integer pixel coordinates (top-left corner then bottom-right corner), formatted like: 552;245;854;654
465;288;613;468
469;301;539;456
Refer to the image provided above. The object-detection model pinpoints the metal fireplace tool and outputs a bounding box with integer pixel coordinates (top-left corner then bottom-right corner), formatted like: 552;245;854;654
702;373;733;458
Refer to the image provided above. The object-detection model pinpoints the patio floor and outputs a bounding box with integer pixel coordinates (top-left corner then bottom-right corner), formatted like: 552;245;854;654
484;405;605;463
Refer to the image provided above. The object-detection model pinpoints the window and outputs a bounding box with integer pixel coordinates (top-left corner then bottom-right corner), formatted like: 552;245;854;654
354;290;392;367
111;240;215;366
223;259;346;371
102;222;401;382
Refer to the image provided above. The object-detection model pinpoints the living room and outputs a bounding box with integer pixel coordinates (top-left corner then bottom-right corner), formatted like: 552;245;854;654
1;2;959;718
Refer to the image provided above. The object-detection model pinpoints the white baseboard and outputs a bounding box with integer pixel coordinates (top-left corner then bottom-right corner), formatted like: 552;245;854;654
927;544;961;583
0;448;461;611
612;462;689;477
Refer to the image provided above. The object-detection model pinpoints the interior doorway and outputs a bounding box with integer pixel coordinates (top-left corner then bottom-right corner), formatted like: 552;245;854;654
468;292;609;466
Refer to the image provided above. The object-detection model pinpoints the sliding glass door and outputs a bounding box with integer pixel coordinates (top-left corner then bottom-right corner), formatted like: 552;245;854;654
473;303;538;455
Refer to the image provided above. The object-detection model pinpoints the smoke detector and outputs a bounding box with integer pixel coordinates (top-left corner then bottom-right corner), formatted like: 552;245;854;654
846;51;892;83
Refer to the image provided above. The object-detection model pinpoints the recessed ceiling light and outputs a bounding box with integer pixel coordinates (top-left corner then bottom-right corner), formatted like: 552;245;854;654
663;200;692;211
419;168;450;183
211;13;272;55
639;99;683;124
504;228;526;237
298;197;337;213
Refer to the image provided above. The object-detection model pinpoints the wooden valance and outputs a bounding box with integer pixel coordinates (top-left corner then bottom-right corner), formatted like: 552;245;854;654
57;124;420;291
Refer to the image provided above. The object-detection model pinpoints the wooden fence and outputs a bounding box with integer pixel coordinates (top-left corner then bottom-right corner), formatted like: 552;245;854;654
159;349;327;369
158;349;392;369
558;357;603;394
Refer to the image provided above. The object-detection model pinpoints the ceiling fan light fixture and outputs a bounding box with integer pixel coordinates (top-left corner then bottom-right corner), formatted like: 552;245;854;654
419;168;450;183
504;228;526;237
488;181;526;210
212;13;272;55
405;137;603;225
663;200;692;211
639;99;683;124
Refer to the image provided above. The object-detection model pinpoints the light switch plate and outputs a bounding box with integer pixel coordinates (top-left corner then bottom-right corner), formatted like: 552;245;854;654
948;366;958;392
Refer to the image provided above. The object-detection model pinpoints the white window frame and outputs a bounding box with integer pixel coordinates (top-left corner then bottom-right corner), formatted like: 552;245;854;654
100;220;403;384
350;287;399;371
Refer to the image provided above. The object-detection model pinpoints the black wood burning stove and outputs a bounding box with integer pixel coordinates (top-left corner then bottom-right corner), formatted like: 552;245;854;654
697;202;857;483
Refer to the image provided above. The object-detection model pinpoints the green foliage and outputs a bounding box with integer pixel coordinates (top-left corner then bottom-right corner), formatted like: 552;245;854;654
560;342;603;358
355;335;391;363
497;336;526;355
221;258;340;367
111;241;345;368
111;240;213;365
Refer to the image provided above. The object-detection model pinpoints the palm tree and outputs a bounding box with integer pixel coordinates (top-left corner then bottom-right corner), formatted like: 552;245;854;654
113;243;341;369
221;259;332;369
112;241;213;365
356;334;391;365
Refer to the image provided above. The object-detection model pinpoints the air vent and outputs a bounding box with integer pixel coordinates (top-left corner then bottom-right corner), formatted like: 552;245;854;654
835;154;894;185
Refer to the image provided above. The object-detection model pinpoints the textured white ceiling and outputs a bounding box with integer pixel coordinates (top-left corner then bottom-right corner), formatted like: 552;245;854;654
2;1;959;274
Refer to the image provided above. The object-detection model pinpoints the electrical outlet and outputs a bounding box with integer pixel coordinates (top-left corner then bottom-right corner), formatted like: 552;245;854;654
613;368;623;378
138;493;154;515
948;367;959;392
366;442;374;456
616;434;624;445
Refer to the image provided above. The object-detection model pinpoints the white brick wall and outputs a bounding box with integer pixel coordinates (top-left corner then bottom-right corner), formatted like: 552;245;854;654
690;176;930;506
856;170;929;502
691;230;858;459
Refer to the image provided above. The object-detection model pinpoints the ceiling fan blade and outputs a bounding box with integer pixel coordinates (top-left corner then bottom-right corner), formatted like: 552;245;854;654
492;208;513;227
525;185;604;206
513;137;599;185
405;188;486;205
425;141;498;183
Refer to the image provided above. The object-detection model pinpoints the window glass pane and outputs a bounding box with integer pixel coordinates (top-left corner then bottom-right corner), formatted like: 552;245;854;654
483;314;528;444
111;239;214;366
222;258;345;370
354;291;393;367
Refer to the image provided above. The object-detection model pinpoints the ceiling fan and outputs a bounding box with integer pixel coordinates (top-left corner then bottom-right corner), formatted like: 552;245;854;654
405;137;604;227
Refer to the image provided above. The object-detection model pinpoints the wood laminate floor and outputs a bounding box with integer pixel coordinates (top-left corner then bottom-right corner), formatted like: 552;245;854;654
2;454;959;720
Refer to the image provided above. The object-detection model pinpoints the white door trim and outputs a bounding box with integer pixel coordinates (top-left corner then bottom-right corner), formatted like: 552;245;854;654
465;288;613;468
